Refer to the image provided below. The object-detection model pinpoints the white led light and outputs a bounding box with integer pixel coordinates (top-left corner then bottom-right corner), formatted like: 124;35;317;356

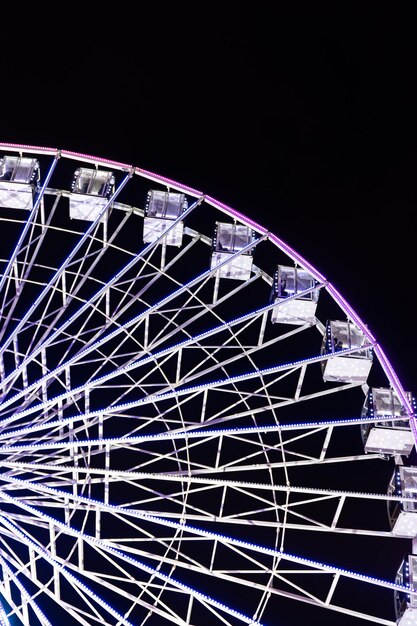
271;297;317;325
365;427;414;455
393;512;417;537
323;354;372;383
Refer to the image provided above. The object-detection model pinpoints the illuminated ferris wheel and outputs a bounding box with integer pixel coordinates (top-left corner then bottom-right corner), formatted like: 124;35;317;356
0;142;415;626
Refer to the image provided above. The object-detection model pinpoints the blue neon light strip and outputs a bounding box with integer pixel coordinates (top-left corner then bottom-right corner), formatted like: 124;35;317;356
0;554;53;626
0;490;262;626
0;478;411;598
1;457;413;506
0;345;374;429
0;414;399;450
0;153;60;295
0;512;135;626
0;170;133;373
0;284;322;414
0;195;202;391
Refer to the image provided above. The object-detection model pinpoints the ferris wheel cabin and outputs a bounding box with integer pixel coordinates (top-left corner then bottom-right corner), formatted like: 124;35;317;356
69;167;115;223
0;155;39;210
143;189;188;246
210;221;256;280
270;264;319;325
361;387;416;458
381;388;417;625
321;319;373;384
388;465;417;538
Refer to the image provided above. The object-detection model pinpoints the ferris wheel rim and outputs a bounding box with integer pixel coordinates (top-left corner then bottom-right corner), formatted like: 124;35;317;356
0;140;414;626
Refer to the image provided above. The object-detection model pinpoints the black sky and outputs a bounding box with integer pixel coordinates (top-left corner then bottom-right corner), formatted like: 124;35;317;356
1;4;417;625
3;4;415;386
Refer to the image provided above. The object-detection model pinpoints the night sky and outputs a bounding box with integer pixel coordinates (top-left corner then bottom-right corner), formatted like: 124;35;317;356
1;4;417;625
3;4;415;385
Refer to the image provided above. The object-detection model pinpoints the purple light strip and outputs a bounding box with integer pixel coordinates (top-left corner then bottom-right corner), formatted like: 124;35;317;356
0;142;58;154
206;194;416;432
0;142;413;438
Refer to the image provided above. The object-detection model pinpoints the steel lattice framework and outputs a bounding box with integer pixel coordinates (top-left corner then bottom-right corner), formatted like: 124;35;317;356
0;143;415;626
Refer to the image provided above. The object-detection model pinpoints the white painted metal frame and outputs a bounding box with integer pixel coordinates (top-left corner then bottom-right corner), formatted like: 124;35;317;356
0;143;415;626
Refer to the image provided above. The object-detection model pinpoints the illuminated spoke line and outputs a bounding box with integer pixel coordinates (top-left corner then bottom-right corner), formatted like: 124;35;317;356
0;172;133;362
0;234;276;420
0;518;196;626
0;347;371;436
0;516;135;626
23;239;113;360
0;395;392;449
0;425;386;486
80;516;242;626
0;605;9;626
0;480;409;600
0;293;290;422
0;532;143;626
0;553;53;626
11;243;266;410
2;459;407;506
51;232;207;393
59;217;123;300
0;196;204;400
0;465;394;539
0;208;54;340
0;516;380;626
0;154;59;298
0;493;262;626
99;330;276;429
4;490;393;541
3;298;316;448
35;287;320;416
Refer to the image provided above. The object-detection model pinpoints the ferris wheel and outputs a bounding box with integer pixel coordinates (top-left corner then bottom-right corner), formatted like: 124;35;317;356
0;142;415;626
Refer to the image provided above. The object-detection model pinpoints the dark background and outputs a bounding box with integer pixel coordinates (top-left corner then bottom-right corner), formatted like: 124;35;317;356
1;4;416;625
3;4;415;387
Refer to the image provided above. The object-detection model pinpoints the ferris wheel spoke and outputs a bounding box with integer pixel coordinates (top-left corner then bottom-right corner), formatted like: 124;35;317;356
0;154;59;299
4;493;404;610
0;198;205;402
0;497;263;626
0;550;56;626
0;173;132;357
0;283;282;421
0;431;390;527
0;144;413;625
